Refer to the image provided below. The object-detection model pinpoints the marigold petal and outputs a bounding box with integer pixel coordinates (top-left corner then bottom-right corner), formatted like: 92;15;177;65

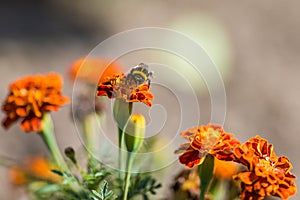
179;147;206;168
16;107;27;117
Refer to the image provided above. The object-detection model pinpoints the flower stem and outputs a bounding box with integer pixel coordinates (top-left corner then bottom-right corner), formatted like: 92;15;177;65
113;99;132;183
123;152;135;200
39;113;70;173
83;114;103;155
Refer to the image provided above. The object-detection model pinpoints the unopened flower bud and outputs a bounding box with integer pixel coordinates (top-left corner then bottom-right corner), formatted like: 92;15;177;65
124;114;145;153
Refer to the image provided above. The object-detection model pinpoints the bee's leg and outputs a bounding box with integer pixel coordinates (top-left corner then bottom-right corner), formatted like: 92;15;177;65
146;78;151;86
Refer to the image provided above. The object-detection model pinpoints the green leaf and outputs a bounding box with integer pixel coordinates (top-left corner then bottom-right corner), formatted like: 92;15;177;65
35;184;62;195
198;154;214;200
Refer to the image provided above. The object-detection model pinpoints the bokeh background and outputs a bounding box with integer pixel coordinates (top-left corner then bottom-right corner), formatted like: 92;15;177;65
0;0;299;199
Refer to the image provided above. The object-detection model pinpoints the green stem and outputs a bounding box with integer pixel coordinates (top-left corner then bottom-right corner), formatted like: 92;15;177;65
39;114;70;173
113;100;132;184
118;127;123;174
83;114;103;154
118;118;130;183
83;115;94;153
123;152;135;200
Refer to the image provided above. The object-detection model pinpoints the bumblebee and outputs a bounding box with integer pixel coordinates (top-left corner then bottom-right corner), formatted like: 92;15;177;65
126;63;153;86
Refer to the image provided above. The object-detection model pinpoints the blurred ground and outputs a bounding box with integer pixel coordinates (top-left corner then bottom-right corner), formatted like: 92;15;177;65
0;0;299;199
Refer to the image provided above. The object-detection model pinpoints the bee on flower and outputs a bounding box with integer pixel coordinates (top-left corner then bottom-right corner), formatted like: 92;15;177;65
97;63;154;107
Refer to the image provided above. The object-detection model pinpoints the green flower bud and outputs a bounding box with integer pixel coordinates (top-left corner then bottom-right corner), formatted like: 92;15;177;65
124;114;145;153
64;147;77;165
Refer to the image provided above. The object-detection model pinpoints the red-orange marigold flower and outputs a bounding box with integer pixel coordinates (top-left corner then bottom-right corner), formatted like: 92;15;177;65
175;124;240;168
2;73;69;132
97;73;154;107
233;136;297;200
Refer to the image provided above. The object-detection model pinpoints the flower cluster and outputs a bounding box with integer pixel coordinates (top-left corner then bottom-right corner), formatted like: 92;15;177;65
176;125;297;199
233;136;296;200
1;62;297;200
2;73;69;132
175;124;240;168
97;73;154;106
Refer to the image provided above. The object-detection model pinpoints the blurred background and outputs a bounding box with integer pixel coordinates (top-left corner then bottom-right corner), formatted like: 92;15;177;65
0;0;299;199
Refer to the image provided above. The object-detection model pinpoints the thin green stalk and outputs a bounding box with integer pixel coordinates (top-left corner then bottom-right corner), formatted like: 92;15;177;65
83;115;94;153
123;152;135;200
122;114;146;200
118;127;123;177
83;114;103;154
113;100;132;183
39;113;70;173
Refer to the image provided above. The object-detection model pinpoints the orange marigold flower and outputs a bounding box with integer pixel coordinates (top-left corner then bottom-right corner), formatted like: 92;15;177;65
175;124;240;168
97;69;154;107
2;73;69;132
68;57;123;84
9;156;62;185
25;156;62;183
97;73;124;98
9;166;26;185
233;136;297;200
